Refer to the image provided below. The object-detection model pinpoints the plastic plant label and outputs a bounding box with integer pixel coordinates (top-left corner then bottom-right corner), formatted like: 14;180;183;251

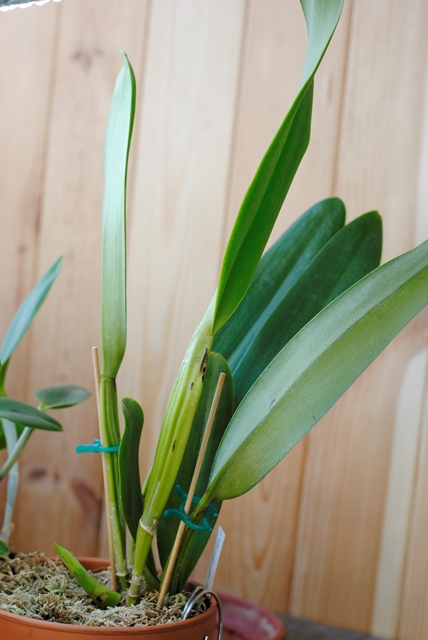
204;526;226;590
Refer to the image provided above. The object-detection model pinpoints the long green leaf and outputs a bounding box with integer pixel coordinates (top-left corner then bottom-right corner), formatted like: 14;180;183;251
299;0;345;89
119;397;144;540
0;257;62;368
0;399;62;432
98;52;136;586
101;51;136;379
226;210;382;404
212;1;344;333
202;239;428;504
214;198;346;362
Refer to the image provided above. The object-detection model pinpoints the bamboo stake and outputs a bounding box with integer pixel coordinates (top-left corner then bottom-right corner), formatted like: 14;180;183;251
92;346;117;591
158;372;226;607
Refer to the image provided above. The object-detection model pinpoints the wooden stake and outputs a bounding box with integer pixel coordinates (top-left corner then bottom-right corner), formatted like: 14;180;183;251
157;372;226;607
92;346;117;592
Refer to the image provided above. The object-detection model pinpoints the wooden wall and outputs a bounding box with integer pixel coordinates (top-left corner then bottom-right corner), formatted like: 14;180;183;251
0;1;427;638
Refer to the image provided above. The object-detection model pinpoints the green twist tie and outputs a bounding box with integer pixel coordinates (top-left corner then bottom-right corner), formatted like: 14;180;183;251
76;438;119;454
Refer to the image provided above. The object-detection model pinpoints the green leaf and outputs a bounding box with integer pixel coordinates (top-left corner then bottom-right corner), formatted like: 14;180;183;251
299;1;345;89
55;544;121;608
0;540;10;557
214;199;345;374
0;257;62;368
34;385;91;411
213;84;313;333
212;1;344;333
202;238;428;504
0;418;24;451
221;209;382;405
0;399;62;432
157;352;233;587
101;51;136;379
119;397;144;540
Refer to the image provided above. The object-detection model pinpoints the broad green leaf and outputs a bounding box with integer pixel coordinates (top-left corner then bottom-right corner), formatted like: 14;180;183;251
34;385;91;411
214;198;346;363
119;397;144;540
212;1;344;333
225;210;382;404
202;238;428;504
55;544;121;607
0;257;62;368
157;352;233;587
0;399;62;432
101;51;136;379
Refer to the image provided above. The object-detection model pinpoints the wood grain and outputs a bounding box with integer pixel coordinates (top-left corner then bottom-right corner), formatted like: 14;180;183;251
372;350;428;637
0;0;59;543
289;0;428;633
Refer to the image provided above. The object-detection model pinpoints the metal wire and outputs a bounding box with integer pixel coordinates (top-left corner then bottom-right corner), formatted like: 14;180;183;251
182;585;223;640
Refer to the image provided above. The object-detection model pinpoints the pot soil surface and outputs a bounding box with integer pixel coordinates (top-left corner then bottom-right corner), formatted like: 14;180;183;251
0;553;206;627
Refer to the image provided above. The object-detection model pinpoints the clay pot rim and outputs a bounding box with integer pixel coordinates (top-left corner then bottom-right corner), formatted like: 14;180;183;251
0;556;217;635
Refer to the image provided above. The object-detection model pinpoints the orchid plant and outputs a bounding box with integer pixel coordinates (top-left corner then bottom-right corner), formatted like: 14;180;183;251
0;258;90;556
55;0;428;610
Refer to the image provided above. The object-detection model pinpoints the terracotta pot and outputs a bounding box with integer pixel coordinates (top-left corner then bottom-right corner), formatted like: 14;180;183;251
218;589;285;640
0;558;218;640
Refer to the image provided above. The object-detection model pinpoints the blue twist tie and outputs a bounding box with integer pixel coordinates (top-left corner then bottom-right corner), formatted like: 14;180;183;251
163;485;217;532
76;438;120;454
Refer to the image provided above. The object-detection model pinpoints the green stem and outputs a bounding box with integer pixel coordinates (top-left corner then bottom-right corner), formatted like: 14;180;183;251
0;419;29;543
127;323;214;602
0;425;33;482
164;502;208;594
127;523;154;604
99;375;128;587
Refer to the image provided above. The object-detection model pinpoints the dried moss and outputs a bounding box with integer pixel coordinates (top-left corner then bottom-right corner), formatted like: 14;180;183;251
0;553;206;627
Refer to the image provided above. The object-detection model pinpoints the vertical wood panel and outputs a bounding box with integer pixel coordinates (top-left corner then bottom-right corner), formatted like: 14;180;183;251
397;30;428;639
0;1;59;540
398;374;428;639
372;350;428;637
289;0;428;633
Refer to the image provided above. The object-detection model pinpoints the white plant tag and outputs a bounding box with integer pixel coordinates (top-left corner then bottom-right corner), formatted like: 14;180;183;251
204;526;226;590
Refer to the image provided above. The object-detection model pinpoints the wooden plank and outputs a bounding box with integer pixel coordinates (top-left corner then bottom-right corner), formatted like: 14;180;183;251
396;35;428;640
0;2;59;543
398;371;428;639
289;0;428;632
209;0;352;612
12;0;149;557
371;349;428;637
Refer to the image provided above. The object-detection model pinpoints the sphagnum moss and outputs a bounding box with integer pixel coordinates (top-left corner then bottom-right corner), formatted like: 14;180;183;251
0;553;205;627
